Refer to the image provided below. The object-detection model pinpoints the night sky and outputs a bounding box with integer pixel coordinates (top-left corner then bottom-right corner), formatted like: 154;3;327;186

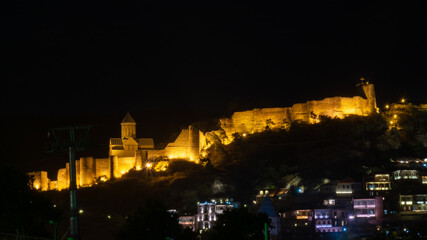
1;0;427;172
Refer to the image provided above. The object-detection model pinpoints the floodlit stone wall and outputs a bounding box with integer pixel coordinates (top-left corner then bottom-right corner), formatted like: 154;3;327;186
80;157;95;187
214;84;377;142
57;168;68;190
115;157;135;178
96;158;110;179
146;126;201;161
27;171;49;191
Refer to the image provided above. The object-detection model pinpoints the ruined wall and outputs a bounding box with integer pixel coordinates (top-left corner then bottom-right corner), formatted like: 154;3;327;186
215;89;376;142
96;158;110;179
147;126;201;161
49;180;57;190
49;157;113;190
27;171;49;191
57;168;68;190
80;157;95;187
114;156;135;178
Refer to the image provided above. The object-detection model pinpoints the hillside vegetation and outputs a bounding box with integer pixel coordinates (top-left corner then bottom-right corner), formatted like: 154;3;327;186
42;111;427;238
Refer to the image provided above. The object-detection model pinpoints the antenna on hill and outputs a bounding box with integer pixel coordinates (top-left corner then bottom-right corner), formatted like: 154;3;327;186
46;125;92;240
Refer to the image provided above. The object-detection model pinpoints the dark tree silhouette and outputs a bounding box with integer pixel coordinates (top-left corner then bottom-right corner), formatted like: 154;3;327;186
0;165;60;238
203;207;271;240
115;199;197;240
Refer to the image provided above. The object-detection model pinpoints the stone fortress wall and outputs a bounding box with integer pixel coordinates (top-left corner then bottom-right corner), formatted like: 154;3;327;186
213;83;377;143
28;82;377;191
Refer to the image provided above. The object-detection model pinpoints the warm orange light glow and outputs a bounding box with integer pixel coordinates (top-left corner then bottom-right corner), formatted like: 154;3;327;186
390;121;393;124
401;98;406;103
35;184;40;190
154;161;169;172
393;114;397;119
145;162;152;168
242;133;247;137
385;105;389;109
135;166;142;171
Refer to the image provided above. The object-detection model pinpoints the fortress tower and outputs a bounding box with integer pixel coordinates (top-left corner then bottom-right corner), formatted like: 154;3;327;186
188;125;200;161
360;78;378;113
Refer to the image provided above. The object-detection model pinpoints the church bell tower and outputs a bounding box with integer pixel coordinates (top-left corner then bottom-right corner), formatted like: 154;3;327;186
121;112;136;139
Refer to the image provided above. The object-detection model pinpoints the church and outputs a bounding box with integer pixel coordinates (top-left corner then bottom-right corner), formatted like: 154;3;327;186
28;112;205;191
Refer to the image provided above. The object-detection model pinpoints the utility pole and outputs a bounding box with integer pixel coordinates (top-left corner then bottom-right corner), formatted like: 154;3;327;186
47;126;91;240
264;222;268;240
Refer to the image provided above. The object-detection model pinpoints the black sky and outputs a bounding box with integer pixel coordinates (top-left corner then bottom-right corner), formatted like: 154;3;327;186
1;0;427;171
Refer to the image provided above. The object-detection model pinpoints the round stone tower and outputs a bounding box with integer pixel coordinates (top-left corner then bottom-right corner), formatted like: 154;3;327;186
188;125;199;161
360;78;378;114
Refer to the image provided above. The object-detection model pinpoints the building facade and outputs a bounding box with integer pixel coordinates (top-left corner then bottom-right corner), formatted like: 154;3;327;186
195;199;236;231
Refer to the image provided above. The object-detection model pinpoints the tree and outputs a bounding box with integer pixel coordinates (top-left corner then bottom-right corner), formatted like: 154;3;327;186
0;165;60;238
115;199;197;240
203;207;271;240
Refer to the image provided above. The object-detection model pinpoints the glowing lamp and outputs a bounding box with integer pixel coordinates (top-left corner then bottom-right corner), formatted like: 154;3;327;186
146;162;152;168
401;98;406;103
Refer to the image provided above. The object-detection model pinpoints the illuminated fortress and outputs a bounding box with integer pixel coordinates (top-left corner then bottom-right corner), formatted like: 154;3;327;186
28;81;377;191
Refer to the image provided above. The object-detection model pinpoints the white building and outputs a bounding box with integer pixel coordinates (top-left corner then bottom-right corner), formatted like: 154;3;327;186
314;208;351;233
400;194;427;212
195;198;236;231
353;197;383;219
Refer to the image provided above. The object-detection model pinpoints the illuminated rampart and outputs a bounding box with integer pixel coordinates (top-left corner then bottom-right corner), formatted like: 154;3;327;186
208;83;377;143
